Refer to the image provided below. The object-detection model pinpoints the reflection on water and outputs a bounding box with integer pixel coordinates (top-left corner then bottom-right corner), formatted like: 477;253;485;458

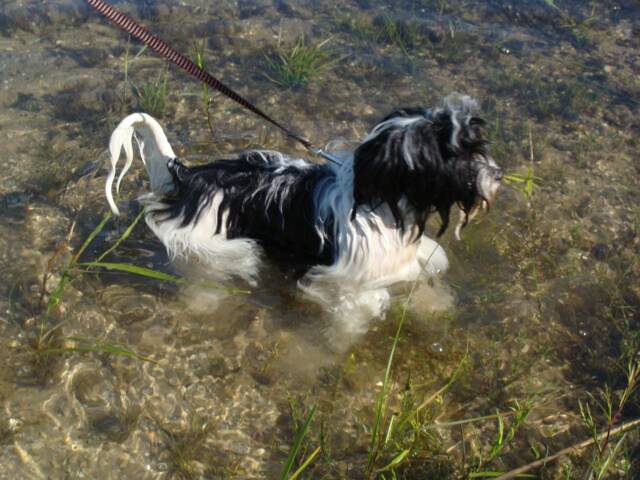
0;0;639;478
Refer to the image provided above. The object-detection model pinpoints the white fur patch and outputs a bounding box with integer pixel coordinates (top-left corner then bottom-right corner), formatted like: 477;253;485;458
142;193;262;285
300;154;449;327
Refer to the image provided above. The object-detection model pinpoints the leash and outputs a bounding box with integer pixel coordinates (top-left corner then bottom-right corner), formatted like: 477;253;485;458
85;0;342;165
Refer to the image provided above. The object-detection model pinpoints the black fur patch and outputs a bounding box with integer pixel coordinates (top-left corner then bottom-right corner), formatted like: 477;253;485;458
156;152;336;267
352;107;488;238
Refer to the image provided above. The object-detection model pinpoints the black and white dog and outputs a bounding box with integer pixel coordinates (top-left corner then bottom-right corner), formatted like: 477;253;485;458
106;95;501;324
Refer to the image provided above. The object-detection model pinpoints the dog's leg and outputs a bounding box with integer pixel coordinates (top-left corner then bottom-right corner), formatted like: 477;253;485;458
417;236;449;275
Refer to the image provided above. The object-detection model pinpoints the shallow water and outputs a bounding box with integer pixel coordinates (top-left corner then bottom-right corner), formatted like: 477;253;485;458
1;0;639;478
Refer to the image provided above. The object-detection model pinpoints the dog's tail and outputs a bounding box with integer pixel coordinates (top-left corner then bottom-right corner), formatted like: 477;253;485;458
106;113;176;215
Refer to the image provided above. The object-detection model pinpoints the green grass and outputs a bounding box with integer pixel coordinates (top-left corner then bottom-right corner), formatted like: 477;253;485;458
335;10;423;58
501;125;542;204
265;35;336;89
42;336;157;363
373;14;420;54
544;0;597;49
362;246;532;478
159;413;211;479
279;404;320;480
485;64;598;121
24;204;248;381
275;245;540;479
191;39;215;134
468;401;533;477
46;207;247;313
504;168;542;204
121;42;148;110
578;357;639;479
333;10;374;43
132;65;169;117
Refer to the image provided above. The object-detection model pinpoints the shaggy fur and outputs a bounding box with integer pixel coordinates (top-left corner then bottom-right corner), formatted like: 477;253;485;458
105;95;501;321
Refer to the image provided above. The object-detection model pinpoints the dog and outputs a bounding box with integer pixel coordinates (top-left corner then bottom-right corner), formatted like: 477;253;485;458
105;95;501;330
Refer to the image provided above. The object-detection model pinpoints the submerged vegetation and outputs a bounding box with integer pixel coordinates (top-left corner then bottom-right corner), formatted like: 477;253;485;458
265;35;337;88
191;39;216;135
132;65;170;118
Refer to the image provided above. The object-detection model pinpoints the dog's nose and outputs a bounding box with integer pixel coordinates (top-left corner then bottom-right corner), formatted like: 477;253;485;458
493;168;504;181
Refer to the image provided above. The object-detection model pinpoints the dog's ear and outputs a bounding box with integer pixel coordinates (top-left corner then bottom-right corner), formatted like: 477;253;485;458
352;115;446;235
352;124;410;231
432;110;488;160
352;98;489;239
435;94;487;157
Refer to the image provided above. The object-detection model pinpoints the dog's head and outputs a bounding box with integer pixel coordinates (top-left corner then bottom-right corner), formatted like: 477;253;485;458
352;94;502;239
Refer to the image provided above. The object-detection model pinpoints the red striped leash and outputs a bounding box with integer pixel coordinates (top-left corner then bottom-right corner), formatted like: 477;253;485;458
85;0;341;165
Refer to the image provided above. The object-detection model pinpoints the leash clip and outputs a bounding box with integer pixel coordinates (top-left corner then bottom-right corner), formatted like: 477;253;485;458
309;147;343;166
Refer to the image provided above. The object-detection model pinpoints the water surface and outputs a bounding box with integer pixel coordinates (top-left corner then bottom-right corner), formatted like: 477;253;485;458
0;1;639;478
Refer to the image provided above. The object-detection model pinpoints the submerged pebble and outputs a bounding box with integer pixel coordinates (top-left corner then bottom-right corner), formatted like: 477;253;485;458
100;285;157;325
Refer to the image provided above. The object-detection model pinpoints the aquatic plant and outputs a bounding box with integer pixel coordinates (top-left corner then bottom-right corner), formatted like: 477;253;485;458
191;38;215;134
122;37;130;106
545;0;597;49
362;246;533;478
503;127;542;205
366;332;535;478
579;357;639;479
491;357;640;479
333;9;374;44
468;400;533;477
279;404;320;480
159;413;211;479
121;42;148;109
364;281;432;479
29;204;245;378
435;0;450;15
46;208;245;315
42;336;156;363
335;10;423;57
132;65;169;117
504;168;541;204
373;14;420;55
265;35;336;89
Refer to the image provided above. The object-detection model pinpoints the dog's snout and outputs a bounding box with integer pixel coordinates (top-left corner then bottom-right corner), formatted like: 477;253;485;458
493;167;503;181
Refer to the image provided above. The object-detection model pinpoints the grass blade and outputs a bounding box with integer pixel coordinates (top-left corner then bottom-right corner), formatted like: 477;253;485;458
46;271;73;313
280;404;317;480
48;212;113;312
376;448;411;473
366;282;417;475
43;336;157;363
80;261;187;283
288;446;321;480
72;212;112;264
366;244;443;477
469;472;507;478
78;261;250;294
96;208;146;262
470;473;535;479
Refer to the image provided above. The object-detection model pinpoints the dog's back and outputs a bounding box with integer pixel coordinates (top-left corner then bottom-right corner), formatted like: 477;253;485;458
156;151;337;267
